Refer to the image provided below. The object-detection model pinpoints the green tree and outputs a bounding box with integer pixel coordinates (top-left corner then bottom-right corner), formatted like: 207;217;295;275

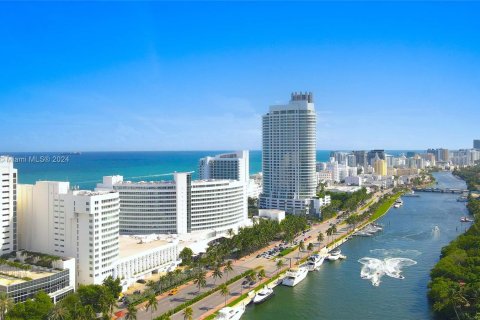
257;268;266;280
317;232;324;244
47;303;68;320
125;304;138;320
307;242;314;252
0;292;13;320
276;259;285;275
179;247;194;266
224;260;234;283
102;275;122;299
146;294;158;320
298;240;305;259
183;306;193;320
7;291;53;320
219;283;230;306
212;265;223;284
193;270;207;293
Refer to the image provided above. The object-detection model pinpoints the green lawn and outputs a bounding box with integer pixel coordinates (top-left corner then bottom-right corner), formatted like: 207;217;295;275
369;192;403;222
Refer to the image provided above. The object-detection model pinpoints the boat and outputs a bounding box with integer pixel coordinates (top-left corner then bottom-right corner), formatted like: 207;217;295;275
305;254;325;271
354;230;373;237
252;286;274;304
327;248;343;260
215;304;245;320
282;267;308;286
460;216;474;223
394;203;401;208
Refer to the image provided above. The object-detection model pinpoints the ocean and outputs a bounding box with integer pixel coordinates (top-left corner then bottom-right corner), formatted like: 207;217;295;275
5;150;416;189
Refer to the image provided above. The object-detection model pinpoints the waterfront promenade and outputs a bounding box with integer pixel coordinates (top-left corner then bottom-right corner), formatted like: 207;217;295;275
130;189;390;320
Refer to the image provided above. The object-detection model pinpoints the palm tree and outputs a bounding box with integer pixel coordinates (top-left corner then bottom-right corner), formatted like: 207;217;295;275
317;232;324;245
146;294;158;320
307;242;314;252
246;272;257;288
275;259;285;276
100;293;116;320
0;292;13;320
146;280;157;294
298;240;305;259
326;227;333;243
183;306;193;320
193;270;207;293
219;283;230;306
257;268;266;280
212;265;223;285
48;303;68;320
224;260;234;283
125;304;138;320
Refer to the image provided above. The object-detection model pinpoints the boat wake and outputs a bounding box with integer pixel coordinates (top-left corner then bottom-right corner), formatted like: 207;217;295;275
370;249;421;258
358;257;417;286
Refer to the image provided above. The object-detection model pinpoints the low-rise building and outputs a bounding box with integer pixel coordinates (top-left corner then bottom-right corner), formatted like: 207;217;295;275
258;209;285;222
0;251;75;303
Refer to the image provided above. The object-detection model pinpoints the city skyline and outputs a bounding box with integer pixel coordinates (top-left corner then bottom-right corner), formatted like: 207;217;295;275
1;2;480;152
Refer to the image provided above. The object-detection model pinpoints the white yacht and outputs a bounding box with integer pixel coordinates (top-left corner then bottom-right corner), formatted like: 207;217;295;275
306;254;325;271
215;304;245;320
253;285;274;304
282;267;308;287
327;248;342;261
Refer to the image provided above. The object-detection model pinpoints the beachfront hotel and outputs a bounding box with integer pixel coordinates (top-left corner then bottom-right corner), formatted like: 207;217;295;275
97;172;248;236
0;156;17;253
199;150;249;183
259;92;317;214
17;181;180;288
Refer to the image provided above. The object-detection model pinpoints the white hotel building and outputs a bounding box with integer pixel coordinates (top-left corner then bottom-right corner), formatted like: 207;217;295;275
97;172;248;236
0;156;17;254
260;92;317;214
17;181;179;287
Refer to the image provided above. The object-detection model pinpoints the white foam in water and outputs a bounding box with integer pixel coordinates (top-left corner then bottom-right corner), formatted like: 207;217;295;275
370;249;422;258
358;257;417;286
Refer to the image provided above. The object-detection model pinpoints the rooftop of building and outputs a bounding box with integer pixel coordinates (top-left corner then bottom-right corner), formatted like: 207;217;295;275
0;251;72;287
119;235;173;258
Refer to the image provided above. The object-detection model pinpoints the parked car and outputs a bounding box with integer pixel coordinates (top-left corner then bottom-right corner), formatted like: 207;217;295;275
168;288;178;296
136;279;146;284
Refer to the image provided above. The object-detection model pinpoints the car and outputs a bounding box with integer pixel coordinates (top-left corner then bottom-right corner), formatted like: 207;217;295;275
136;279;146;284
133;290;141;295
249;281;256;286
256;254;261;258
168;288;178;296
242;280;249;285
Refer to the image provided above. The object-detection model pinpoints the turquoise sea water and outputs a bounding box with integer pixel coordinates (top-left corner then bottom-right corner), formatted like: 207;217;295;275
7;150;415;189
242;172;468;320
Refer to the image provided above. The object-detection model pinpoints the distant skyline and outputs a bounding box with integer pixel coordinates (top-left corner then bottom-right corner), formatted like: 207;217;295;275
1;2;479;152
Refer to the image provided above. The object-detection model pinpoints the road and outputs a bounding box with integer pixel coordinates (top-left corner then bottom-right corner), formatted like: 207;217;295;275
123;189;391;320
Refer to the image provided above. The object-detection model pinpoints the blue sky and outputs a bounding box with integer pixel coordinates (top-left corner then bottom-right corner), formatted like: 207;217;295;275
0;1;479;152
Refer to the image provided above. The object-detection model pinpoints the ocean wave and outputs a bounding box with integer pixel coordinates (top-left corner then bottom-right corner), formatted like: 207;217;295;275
358;257;417;286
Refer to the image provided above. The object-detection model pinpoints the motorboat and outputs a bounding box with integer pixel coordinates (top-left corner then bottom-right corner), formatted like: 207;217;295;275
216;304;246;320
327;248;343;260
460;216;474;223
282;267;308;287
354;231;373;237
306;254;325;271
252;286;274;304
394;203;401;208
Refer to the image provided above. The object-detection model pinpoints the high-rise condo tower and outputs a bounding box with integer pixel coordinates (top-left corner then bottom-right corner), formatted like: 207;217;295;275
259;92;317;214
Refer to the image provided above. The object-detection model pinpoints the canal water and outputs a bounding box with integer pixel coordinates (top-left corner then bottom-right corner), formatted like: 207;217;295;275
242;172;468;320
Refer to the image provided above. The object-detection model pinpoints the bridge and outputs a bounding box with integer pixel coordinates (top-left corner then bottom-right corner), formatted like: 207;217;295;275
412;187;469;194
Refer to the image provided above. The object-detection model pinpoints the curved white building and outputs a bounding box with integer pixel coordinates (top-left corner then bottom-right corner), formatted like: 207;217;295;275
97;173;247;235
190;179;246;232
